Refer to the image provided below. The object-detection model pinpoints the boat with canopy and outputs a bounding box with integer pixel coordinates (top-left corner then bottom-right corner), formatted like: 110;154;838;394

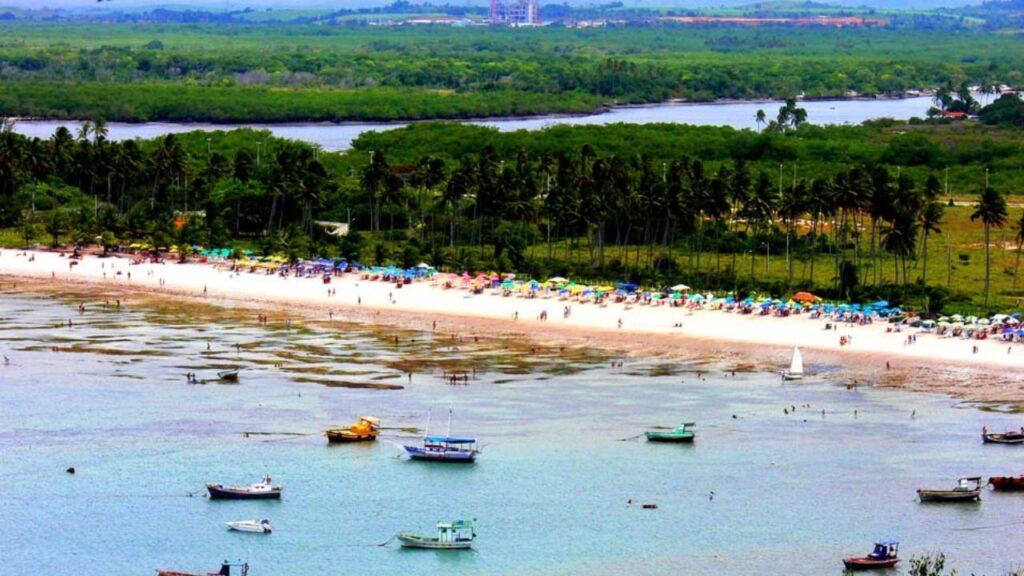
157;561;248;576
842;540;899;570
403;409;479;463
207;476;282;500
918;476;982;502
397;520;476;550
326;416;381;443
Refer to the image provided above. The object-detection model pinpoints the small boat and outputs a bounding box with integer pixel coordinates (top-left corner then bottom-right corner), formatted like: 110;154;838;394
982;428;1024;444
645;422;696;443
842;540;900;570
403;409;479;463
226;519;272;533
989;474;1024;491
397;519;476;550
783;346;804;380
207;476;282;500
326;416;381;443
217;369;239;382
918;476;982;503
157;561;248;576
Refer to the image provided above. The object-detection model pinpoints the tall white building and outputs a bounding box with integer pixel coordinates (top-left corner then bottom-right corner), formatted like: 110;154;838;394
490;0;540;26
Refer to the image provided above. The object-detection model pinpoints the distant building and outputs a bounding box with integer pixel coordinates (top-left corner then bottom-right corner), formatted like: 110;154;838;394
490;0;540;26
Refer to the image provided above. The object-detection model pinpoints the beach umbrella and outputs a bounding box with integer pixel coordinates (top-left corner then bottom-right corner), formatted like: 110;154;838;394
670;284;690;292
670;292;682;300
872;300;890;308
548;277;569;283
791;291;820;303
688;294;706;302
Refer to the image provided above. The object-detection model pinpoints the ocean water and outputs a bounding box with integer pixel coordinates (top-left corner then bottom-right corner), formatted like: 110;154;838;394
0;291;1022;576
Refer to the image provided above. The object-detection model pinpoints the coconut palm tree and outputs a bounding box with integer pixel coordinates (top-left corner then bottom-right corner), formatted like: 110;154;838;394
755;109;766;131
971;186;1009;307
1013;210;1024;291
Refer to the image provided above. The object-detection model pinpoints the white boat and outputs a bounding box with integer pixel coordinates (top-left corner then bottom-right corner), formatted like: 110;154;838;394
226;519;272;534
784;346;804;380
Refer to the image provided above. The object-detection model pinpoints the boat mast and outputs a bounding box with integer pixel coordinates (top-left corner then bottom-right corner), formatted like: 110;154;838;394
424;408;432;440
446;407;453;438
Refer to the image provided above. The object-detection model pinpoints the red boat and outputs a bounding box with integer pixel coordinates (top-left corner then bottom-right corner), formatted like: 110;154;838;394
990;475;1024;491
157;561;247;576
843;540;899;570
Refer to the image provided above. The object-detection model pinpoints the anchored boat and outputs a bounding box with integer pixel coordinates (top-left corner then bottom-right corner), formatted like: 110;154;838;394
645;422;696;443
217;369;240;382
326;416;381;443
157;561;248;576
207;476;282;500
397;520;476;550
842;540;899;570
982;427;1024;445
989;474;1024;491
226;519;272;533
403;409;479;463
917;476;982;503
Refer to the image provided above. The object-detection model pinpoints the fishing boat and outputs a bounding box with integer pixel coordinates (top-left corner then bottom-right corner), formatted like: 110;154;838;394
217;369;239;382
917;476;982;503
783;346;804;380
397;519;476;550
226;519;272;533
403;409;479;463
645;422;696;443
156;561;248;576
842;540;900;570
982;429;1024;444
207;476;282;500
326;416;381;443
989;474;1024;491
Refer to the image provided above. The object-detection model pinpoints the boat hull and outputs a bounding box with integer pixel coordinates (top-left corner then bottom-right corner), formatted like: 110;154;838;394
404;446;477;462
842;557;899;570
207;484;282;500
989;476;1024;491
644;432;695;443
983;433;1024;445
226;522;271;533
783;373;804;381
326;430;377;443
917;489;980;503
397;534;473;549
217;370;239;382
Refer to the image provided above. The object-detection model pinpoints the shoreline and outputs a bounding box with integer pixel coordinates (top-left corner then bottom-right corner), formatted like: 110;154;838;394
1;249;1022;404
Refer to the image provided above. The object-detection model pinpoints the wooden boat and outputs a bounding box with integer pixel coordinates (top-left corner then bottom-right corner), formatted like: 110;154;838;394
157;561;248;576
398;519;476;550
207;476;282;500
842;540;899;570
403;409;479;463
783;346;804;380
326;416;381;443
918;476;982;503
982;431;1024;445
217;369;239;382
989;475;1024;491
226;519;272;533
645;422;696;443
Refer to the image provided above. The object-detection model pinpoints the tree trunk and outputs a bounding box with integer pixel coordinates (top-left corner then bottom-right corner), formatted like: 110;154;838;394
984;224;991;307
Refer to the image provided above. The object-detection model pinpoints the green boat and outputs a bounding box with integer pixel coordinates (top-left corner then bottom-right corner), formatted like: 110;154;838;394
645;422;695;443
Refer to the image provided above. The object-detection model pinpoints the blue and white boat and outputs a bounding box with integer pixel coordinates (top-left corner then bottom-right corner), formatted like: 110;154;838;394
403;409;479;463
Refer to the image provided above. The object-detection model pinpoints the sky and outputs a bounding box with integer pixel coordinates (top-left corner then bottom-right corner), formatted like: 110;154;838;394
5;0;986;11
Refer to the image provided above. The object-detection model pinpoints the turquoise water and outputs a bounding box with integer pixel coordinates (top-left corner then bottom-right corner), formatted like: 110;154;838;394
1;292;1023;576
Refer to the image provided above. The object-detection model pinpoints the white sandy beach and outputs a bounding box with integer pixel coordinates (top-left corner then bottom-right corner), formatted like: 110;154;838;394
1;249;1022;399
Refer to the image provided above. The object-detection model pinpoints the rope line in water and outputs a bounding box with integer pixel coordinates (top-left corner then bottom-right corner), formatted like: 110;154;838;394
953;519;1024;531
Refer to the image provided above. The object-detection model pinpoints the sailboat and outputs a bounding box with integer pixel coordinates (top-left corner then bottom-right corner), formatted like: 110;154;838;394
402;408;479;463
784;346;804;380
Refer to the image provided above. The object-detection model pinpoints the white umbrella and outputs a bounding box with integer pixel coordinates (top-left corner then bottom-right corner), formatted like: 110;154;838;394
416;262;433;269
670;284;690;291
548;277;569;283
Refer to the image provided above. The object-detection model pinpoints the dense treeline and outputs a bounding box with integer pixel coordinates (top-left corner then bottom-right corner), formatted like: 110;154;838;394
2;118;1023;312
0;23;1021;121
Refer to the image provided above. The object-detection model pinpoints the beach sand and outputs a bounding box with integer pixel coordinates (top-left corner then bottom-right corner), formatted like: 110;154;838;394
1;249;1022;404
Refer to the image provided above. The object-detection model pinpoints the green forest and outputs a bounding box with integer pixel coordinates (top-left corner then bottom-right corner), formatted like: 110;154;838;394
0;21;1021;121
2;107;1024;314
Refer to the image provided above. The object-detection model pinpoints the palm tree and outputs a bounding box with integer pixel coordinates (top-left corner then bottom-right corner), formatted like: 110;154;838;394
1012;210;1024;291
755;109;766;131
971;186;1009;307
918;174;944;286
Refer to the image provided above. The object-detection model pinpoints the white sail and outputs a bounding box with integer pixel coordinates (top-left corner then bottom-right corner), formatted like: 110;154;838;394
789;347;804;375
